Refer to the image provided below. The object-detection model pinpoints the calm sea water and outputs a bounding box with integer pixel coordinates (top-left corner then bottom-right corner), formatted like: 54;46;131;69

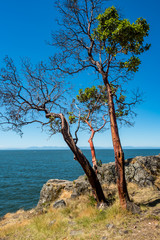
0;148;160;217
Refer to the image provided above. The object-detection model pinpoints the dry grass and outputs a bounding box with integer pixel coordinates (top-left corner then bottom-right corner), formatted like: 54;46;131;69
0;184;160;240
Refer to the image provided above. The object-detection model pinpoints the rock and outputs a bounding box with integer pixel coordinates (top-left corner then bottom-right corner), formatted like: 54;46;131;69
98;202;108;210
71;176;90;198
152;208;160;216
53;199;66;208
70;230;83;236
36;179;72;210
118;230;123;235
68;221;76;225
106;223;114;229
71;191;79;199
125;155;160;187
101;237;108;240
118;229;129;235
126;202;141;214
98;163;116;185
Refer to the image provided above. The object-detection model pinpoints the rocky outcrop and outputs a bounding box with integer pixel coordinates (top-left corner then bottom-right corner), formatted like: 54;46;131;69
36;154;160;210
37;179;73;209
97;154;160;187
125;155;160;187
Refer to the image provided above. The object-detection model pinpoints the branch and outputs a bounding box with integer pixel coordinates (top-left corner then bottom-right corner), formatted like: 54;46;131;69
95;114;109;132
74;105;81;145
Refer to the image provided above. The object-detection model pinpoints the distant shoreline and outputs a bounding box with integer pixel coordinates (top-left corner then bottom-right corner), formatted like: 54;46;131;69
0;147;160;151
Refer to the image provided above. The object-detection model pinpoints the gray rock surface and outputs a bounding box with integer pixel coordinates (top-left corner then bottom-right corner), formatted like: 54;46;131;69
37;179;72;211
36;154;160;210
53;199;66;208
97;154;160;187
124;155;160;187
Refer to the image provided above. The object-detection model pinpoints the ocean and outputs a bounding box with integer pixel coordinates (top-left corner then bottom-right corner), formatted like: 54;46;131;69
0;148;160;217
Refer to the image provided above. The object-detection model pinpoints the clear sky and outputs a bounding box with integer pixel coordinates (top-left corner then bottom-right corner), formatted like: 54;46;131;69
0;0;160;149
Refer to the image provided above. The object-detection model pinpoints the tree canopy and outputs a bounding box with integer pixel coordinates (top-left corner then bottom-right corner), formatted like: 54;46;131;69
93;6;150;72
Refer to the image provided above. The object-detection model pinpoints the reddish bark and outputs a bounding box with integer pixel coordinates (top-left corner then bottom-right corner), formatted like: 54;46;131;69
85;119;98;174
85;117;107;175
88;129;98;174
105;81;130;209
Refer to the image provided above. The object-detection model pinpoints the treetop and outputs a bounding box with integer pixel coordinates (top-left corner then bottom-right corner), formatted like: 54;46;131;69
94;6;150;72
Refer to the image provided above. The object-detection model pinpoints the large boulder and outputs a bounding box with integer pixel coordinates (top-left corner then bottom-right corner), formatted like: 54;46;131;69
36;154;160;210
36;179;73;211
125;155;160;187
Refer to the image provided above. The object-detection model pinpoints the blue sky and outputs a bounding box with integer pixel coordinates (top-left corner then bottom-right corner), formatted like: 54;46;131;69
0;0;160;149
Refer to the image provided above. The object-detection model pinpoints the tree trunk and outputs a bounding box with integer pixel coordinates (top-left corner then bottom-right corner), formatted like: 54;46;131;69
46;112;108;205
88;129;98;175
104;81;130;209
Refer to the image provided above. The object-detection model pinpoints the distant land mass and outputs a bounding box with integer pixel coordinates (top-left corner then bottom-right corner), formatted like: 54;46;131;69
27;146;160;150
0;146;160;150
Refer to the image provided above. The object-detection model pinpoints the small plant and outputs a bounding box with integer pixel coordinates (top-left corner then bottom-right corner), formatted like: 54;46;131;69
84;175;88;181
61;207;71;216
97;159;102;167
101;172;105;180
95;209;107;222
88;195;97;207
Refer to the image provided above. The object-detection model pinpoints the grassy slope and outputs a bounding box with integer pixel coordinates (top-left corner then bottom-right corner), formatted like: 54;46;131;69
0;183;160;240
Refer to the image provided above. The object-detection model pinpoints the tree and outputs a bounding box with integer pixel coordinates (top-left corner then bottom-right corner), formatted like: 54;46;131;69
51;0;150;210
0;56;108;205
69;85;108;174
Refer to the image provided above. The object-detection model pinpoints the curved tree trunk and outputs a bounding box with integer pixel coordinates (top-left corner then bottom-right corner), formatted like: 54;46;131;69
104;80;130;209
88;129;98;175
46;112;108;205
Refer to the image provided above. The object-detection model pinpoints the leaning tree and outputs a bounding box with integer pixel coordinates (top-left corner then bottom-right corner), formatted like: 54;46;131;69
0;56;108;205
50;0;150;210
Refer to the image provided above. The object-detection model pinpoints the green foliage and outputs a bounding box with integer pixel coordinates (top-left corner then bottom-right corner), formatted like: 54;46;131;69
97;159;102;167
118;94;126;103
77;86;97;102
76;85;107;111
120;56;141;72
71;84;129;127
94;6;150;72
69;115;77;124
69;85;108;128
88;195;97;207
115;93;129;118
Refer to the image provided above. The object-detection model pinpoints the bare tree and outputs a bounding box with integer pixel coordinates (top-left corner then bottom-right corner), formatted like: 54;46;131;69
49;0;150;210
0;56;108;205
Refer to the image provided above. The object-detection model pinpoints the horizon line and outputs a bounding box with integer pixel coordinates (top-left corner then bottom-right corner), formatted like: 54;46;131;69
0;146;160;150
